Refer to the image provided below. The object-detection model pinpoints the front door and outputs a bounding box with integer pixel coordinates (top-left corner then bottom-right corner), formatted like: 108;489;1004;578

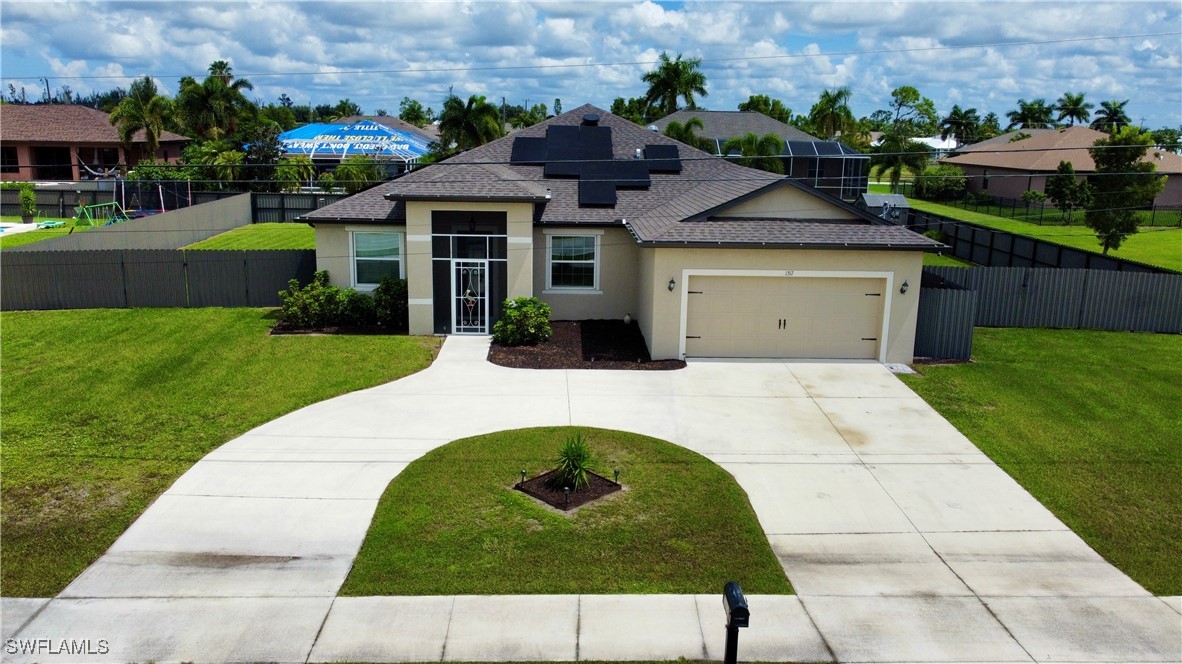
452;259;489;334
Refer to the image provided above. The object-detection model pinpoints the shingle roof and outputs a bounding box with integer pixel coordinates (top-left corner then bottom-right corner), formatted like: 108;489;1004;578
857;193;911;208
956;128;1058;151
942;126;1182;174
652;110;819;143
0;104;190;144
635;218;940;248
306;104;939;250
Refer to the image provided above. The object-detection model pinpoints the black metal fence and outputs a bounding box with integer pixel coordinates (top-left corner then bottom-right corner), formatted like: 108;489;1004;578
915;267;1182;360
906;210;1177;274
1;249;315;311
937;195;1182;227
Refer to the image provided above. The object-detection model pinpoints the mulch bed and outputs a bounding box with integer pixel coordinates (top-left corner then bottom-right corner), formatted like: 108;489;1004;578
488;320;686;370
516;468;621;511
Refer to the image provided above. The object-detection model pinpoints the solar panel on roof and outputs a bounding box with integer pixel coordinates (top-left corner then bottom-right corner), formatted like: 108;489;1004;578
580;125;613;161
643;144;682;172
579;179;617;206
612;160;651;188
510;137;547;164
545;125;583;176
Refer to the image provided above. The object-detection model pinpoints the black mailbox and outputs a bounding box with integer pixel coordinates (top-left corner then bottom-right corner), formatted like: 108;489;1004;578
722;581;749;628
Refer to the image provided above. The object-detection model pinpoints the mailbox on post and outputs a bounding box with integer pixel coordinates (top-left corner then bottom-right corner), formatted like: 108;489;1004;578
722;581;749;664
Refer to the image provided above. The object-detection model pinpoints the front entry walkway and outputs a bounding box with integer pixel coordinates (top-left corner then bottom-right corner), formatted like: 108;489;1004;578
4;337;1179;662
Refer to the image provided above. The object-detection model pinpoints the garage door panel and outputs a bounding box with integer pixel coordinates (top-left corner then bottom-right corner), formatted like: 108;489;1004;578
685;275;885;360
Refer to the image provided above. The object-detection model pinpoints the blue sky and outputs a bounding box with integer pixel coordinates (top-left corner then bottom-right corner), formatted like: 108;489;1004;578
2;0;1180;129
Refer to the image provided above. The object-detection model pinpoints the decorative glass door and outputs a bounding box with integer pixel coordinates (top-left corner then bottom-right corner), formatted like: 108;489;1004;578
452;259;488;334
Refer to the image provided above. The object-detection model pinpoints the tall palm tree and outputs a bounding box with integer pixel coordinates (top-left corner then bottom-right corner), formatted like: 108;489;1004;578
808;87;854;139
939;105;981;146
642;52;708;117
662;117;710;151
108;76;172;160
1055;91;1093;126
1005;98;1055;130
721;132;784;174
175;62;256;140
438;94;503;151
1090;99;1131;132
871;129;930;193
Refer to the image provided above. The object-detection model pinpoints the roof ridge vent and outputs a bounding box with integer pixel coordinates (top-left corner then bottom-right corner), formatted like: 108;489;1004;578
582;113;600;126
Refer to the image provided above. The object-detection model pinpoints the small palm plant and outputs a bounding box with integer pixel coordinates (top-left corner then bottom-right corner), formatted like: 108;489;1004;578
552;431;592;491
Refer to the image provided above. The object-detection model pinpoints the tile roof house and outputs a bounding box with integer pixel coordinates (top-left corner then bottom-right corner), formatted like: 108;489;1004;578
304;104;941;363
652;110;870;200
941;126;1182;207
0;104;190;182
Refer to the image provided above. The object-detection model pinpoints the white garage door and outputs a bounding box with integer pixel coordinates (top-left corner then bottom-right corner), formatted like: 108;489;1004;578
684;275;885;359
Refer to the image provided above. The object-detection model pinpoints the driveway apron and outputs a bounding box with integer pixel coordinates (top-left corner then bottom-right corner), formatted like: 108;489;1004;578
4;337;1178;663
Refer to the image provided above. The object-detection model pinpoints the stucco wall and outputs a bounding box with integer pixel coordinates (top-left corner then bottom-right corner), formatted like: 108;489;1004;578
404;200;535;335
642;247;924;364
720;185;860;219
533;226;639;320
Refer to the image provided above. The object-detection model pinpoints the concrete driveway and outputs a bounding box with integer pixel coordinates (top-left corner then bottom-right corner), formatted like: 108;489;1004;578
3;336;1179;663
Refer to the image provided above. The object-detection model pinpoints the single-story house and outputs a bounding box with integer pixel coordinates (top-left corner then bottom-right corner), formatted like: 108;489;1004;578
333;114;440;142
941;126;1182;208
303;104;942;363
0;104;189;182
651;110;870;201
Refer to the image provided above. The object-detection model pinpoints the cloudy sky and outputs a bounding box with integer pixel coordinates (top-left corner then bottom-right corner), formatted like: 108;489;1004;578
2;0;1180;129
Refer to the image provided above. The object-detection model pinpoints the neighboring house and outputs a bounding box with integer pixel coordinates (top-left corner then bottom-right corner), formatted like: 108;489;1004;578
0;104;189;182
332;114;440;142
303;105;941;363
278;119;431;175
941;126;1182;207
651;110;870;200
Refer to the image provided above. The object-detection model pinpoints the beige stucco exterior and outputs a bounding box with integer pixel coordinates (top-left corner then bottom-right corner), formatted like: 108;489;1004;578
532;226;639;320
638;247;923;364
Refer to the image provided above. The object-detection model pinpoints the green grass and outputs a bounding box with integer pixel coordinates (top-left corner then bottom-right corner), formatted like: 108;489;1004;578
0;216;92;250
343;426;792;596
900;328;1182;595
923;253;973;267
909;198;1182;271
184;222;315;250
0;308;440;597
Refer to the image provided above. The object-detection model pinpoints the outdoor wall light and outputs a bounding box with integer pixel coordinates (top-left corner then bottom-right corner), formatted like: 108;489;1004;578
900;280;909;294
668;278;676;292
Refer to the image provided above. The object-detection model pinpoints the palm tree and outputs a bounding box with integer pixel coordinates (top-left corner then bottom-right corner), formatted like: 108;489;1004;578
642;52;708;117
939;105;981;146
1055;91;1093;126
808;87;854;139
1005;98;1055;130
662;117;710;151
871;129;930;193
175;63;256;140
438;94;503;151
1090;99;1131;132
108;76;172;160
721;132;784;174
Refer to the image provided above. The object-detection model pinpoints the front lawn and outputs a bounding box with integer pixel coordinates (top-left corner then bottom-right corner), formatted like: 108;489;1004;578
0;308;439;597
342;426;792;596
184;222;315;250
908;199;1182;271
900;328;1181;595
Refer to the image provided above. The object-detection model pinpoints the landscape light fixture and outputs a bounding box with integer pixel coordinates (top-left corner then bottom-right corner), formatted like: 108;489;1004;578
668;278;676;292
564;486;571;507
520;469;526;485
900;280;909;294
613;468;620;483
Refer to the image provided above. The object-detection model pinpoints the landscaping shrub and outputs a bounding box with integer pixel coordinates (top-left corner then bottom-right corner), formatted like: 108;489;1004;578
340;288;377;326
492;296;552;346
912;164;966;201
278;270;344;328
923;229;947;243
373;275;409;331
552;430;592;491
1021;190;1048;206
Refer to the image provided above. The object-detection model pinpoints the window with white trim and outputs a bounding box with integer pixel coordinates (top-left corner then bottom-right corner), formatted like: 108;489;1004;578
547;234;599;290
352;231;404;288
